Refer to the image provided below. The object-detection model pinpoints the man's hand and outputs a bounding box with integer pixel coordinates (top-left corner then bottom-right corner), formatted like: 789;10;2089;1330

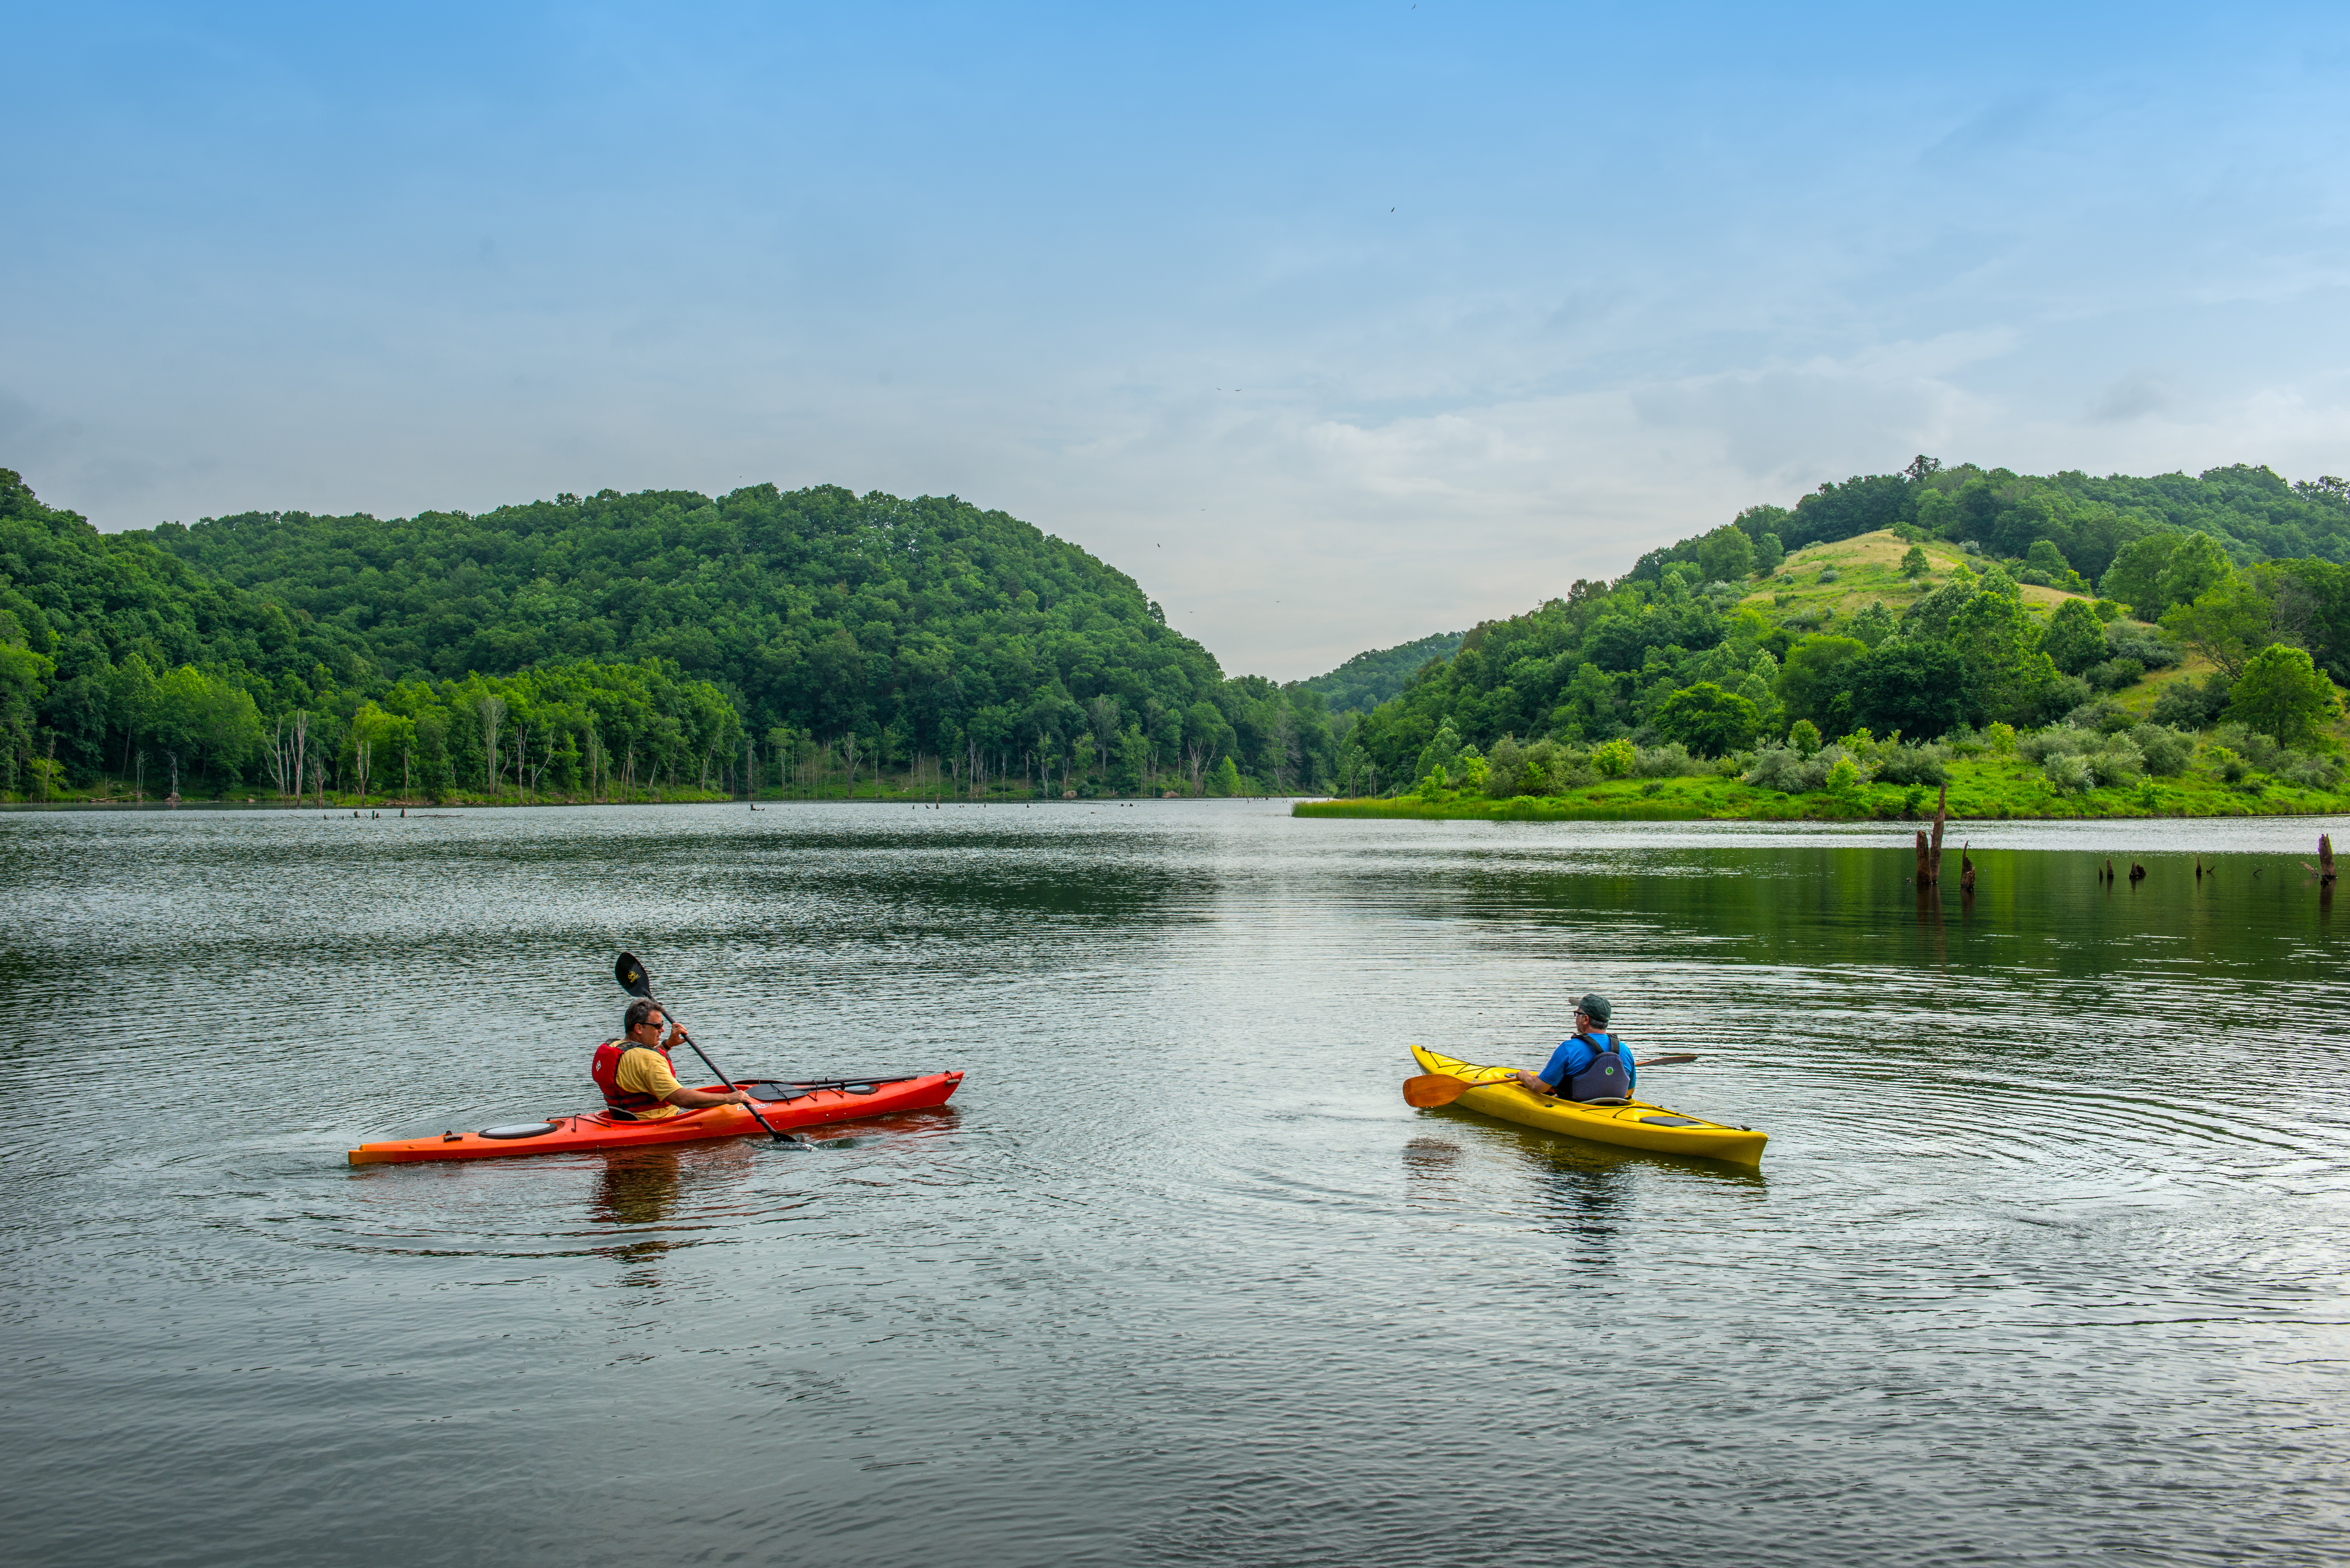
663;1023;688;1050
1514;1070;1552;1095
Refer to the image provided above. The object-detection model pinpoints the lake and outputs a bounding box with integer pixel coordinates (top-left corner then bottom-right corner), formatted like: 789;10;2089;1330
3;801;2346;1566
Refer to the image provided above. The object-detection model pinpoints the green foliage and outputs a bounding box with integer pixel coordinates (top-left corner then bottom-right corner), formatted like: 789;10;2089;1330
1298;630;1464;714
2160;569;2285;679
1592;738;1636;778
1753;533;1785;575
2040;599;2106;676
1651;681;1759;757
1899;544;1931;579
1849;600;1896;648
1788;718;1821;756
1209;754;1242;796
1778;635;1870;731
2227;644;2340;747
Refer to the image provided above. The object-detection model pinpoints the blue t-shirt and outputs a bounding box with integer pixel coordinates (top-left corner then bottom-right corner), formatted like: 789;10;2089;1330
1538;1032;1633;1097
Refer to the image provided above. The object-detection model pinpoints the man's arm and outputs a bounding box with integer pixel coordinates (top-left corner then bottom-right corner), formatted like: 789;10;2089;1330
664;1084;754;1109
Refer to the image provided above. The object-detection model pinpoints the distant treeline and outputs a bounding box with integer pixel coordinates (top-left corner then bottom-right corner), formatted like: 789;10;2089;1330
1;471;1342;799
1296;630;1463;714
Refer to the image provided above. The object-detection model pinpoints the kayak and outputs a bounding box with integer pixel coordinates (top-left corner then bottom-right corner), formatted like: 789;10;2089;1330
1410;1045;1766;1166
347;1071;964;1165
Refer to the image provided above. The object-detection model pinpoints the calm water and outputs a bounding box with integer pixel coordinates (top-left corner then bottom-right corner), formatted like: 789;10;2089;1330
4;801;2347;1566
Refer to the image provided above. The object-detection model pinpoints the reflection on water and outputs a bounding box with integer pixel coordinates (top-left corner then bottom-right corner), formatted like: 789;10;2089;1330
593;1151;685;1281
3;802;2348;1568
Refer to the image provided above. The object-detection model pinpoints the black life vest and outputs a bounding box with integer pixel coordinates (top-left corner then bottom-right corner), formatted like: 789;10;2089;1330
591;1037;673;1113
1563;1033;1630;1102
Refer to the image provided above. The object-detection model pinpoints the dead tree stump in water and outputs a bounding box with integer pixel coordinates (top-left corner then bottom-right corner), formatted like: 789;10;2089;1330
2322;834;2338;885
2101;857;2114;884
1928;784;1948;884
1960;845;1975;894
1913;830;1932;886
2129;862;2146;883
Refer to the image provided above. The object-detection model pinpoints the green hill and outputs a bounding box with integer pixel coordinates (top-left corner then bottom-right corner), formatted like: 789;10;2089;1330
1345;458;2350;795
1297;630;1464;713
2;472;1343;801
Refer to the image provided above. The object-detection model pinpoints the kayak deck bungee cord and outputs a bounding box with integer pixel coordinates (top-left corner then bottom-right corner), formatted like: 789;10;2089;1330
347;1071;963;1165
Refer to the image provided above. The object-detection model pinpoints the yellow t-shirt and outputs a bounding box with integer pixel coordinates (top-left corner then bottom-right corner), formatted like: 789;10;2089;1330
614;1045;685;1119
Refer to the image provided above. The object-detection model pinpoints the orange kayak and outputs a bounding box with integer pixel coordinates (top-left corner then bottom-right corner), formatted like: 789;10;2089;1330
347;1072;964;1165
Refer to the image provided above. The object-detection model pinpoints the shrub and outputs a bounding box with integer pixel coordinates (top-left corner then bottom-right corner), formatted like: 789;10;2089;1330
2211;747;2248;784
2212;722;2284;773
1633;743;1703;778
2283;752;2346;791
2105;623;2184;670
2063;700;2140;735
1743;746;1810;793
2018;727;2092;763
2038;674;2096;722
1484;736;1526;798
2150;674;2231;730
2087;658;2146;692
1985;721;2017;754
1591;738;1636;778
2082;736;2143;788
2136;724;2194;777
1788;719;1822;757
1824;754;1863;796
1876;741;1951;786
1817;567;1840;584
2043;752;2093;794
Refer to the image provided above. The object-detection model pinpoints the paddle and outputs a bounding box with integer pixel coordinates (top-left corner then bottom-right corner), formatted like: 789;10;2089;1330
613;952;798;1145
1403;1055;1697;1109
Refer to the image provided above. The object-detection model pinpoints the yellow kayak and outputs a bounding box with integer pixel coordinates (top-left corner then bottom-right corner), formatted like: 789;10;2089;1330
1410;1045;1767;1166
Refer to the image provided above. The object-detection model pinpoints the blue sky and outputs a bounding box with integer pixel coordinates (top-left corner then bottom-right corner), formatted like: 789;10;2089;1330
6;3;2348;676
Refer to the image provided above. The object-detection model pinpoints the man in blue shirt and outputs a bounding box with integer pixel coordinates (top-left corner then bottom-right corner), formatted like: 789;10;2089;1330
1513;994;1635;1102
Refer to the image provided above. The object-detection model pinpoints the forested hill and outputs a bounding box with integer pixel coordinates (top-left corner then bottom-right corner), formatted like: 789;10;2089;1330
136;484;1323;771
1297;630;1464;713
1;472;1350;800
1344;457;2350;792
1697;458;2350;584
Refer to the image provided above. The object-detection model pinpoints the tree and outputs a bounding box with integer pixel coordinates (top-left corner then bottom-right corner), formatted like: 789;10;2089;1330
1208;754;1241;796
2158;532;2234;614
2161;573;2281;679
1651;682;1759;757
1777;635;1870;731
2099;532;2176;617
2040;598;2106;676
1945;591;2051;725
1899;544;1931;579
1788;718;1821;756
1850;601;1896;649
1849;640;1970;739
1696;524;1755;584
1753;533;1785;576
2227;644;2339;746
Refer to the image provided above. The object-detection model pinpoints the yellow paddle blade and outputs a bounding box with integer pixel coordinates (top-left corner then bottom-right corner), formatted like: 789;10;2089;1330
1402;1072;1504;1108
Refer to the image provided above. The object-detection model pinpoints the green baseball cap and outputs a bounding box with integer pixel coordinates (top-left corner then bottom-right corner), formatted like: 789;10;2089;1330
1576;993;1612;1025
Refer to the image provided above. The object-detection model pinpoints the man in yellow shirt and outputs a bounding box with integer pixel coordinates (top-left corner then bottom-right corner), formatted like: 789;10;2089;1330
590;999;758;1120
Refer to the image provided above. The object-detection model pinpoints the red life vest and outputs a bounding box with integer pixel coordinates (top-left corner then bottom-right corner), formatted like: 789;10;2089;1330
591;1037;674;1113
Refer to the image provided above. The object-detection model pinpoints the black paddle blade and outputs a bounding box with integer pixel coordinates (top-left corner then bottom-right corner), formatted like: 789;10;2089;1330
615;952;652;998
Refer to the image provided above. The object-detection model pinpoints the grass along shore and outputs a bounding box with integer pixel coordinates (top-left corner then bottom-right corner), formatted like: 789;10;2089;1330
1297;751;2349;822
